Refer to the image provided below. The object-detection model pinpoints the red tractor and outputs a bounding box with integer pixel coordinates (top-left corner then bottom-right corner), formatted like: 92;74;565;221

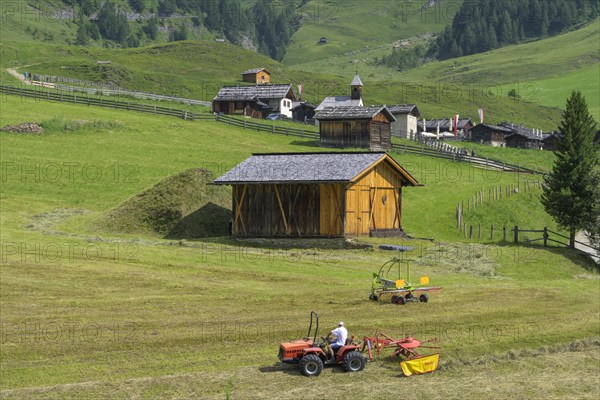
278;311;367;377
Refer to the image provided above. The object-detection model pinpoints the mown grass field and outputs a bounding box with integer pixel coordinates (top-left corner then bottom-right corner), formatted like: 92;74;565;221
1;94;598;399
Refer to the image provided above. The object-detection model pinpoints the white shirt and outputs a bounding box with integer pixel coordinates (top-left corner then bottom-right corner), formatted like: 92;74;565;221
330;326;348;346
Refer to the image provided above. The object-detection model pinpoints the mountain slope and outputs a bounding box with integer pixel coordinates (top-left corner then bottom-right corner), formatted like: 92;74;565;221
282;0;458;66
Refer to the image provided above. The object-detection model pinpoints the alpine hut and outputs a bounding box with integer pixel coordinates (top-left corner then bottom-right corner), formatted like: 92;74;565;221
315;106;395;151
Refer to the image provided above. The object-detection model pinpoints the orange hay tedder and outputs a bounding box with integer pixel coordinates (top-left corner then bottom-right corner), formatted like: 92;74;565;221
362;332;441;376
278;312;440;377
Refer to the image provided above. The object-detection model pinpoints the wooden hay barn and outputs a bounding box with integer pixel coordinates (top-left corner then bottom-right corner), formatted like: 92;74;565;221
214;152;420;238
315;106;395;151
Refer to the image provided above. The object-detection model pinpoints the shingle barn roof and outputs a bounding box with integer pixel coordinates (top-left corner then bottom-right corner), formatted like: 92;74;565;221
388;104;420;117
314;106;396;122
214;152;418;185
213;84;292;101
241;68;270;75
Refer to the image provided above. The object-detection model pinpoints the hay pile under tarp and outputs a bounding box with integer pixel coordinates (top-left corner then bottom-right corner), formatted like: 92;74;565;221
101;168;231;238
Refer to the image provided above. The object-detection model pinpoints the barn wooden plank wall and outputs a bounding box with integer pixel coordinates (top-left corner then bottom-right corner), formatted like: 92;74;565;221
232;184;322;237
319;120;371;148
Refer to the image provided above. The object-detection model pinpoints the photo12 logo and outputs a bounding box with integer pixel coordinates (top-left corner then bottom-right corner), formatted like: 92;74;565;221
1;162;139;184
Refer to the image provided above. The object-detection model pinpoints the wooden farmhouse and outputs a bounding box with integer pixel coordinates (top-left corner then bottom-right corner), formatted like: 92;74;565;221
503;125;546;149
214;152;420;238
469;123;514;146
388;104;420;139
241;68;271;84
212;84;295;119
315;106;395;151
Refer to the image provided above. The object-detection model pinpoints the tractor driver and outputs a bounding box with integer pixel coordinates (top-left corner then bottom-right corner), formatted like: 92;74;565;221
326;321;347;359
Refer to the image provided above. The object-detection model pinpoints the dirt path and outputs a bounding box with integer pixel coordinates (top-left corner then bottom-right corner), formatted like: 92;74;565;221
6;66;29;84
6;66;55;88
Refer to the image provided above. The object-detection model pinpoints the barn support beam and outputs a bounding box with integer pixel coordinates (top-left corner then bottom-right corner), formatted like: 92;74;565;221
233;184;248;235
273;185;290;235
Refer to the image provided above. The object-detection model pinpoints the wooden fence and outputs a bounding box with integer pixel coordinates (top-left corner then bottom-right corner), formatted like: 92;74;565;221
457;179;542;230
0;84;205;120
391;142;544;174
214;114;319;138
0;84;547;175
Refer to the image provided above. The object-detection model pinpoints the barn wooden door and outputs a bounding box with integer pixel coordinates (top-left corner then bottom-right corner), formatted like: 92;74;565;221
345;186;371;236
369;188;398;232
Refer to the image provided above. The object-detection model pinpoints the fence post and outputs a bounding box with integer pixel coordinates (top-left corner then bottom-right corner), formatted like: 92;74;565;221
514;225;519;243
478;224;481;240
491;223;494;240
469;225;473;239
243;120;246;129
543;227;548;247
503;224;507;241
272;126;275;134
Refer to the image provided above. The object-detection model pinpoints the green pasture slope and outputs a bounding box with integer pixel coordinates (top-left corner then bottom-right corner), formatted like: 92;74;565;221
282;0;456;66
1;38;565;130
1;94;598;399
400;18;600;120
288;12;599;121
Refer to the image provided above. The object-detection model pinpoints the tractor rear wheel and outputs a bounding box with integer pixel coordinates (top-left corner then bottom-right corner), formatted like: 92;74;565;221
343;351;366;373
299;354;323;377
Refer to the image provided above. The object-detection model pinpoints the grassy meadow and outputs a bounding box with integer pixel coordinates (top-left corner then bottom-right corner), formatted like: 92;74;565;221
1;94;599;399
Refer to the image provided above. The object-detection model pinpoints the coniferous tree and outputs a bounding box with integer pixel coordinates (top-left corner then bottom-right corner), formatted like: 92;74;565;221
542;91;599;247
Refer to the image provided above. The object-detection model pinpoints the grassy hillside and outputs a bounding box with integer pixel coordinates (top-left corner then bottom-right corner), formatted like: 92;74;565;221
401;19;599;85
0;0;75;44
1;94;598;399
401;18;600;120
282;0;457;66
1;38;566;130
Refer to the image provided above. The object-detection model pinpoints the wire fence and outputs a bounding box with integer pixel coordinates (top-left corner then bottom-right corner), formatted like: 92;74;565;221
30;74;211;106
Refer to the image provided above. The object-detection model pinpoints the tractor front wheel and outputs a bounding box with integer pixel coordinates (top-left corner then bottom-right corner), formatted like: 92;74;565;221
343;351;366;373
299;354;323;377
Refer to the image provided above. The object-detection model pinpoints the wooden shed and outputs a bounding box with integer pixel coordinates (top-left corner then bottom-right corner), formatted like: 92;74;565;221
291;101;316;123
214;152;420;238
315;106;396;151
241;68;271;84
